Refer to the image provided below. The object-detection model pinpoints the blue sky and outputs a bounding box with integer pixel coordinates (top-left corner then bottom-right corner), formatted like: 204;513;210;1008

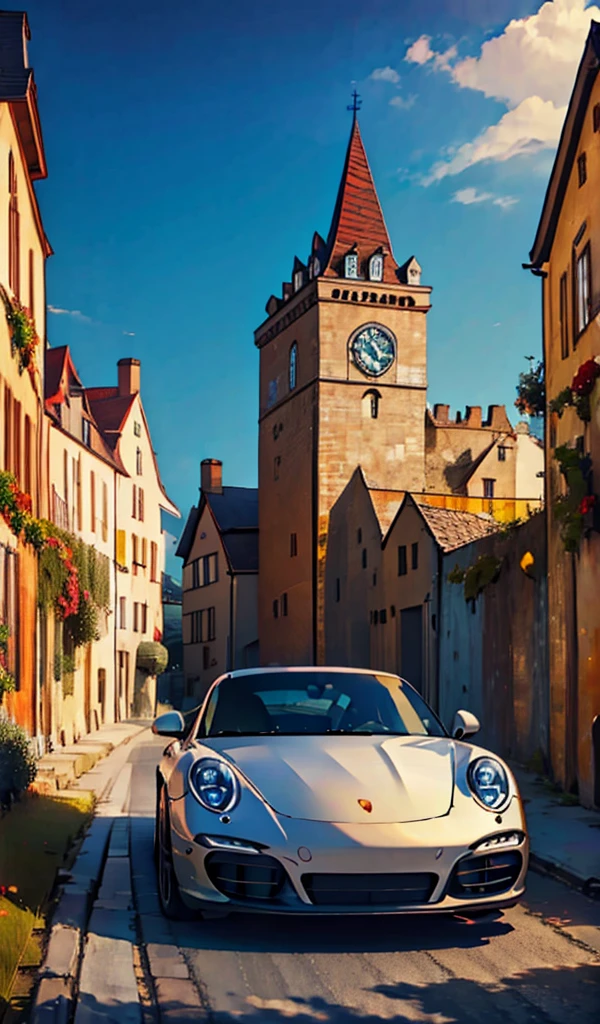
24;1;597;574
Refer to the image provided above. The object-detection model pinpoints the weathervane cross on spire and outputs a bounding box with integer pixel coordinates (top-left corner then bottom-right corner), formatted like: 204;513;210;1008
347;89;362;118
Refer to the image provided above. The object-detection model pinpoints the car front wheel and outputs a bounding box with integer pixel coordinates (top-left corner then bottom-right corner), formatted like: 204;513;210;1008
157;786;196;921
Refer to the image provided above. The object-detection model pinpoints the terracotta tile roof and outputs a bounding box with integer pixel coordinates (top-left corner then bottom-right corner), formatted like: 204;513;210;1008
417;502;497;553
44;347;125;473
324;118;399;283
369;488;405;536
85;392;137;445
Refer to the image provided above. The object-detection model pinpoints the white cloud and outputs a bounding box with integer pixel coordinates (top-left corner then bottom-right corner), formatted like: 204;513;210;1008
451;187;519;209
449;0;600;109
493;195;519;210
390;94;417;110
405;35;435;65
48;305;93;323
422;0;600;181
424;95;566;182
371;66;400;84
452;187;494;204
123;331;136;336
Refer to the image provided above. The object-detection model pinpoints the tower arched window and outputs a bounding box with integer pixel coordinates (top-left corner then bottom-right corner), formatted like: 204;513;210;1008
289;342;298;391
8;151;19;298
362;389;381;420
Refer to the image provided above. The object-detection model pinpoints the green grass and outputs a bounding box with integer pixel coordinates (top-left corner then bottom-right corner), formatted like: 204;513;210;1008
0;790;94;1012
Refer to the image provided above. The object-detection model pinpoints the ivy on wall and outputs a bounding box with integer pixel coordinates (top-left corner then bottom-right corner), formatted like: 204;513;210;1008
447;554;504;602
0;623;15;703
553;445;594;553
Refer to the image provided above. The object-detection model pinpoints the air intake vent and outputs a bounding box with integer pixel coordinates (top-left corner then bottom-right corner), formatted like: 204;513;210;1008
449;850;522;898
205;851;285;901
302;872;437;907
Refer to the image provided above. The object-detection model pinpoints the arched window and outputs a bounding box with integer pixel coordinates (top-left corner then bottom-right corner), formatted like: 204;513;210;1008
136;447;142;475
362;389;380;420
289;342;298;391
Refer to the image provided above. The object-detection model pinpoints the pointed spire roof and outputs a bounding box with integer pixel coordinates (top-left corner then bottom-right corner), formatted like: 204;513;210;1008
323;117;399;282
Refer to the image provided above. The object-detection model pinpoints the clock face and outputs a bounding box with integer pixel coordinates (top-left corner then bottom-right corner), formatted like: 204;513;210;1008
351;324;396;377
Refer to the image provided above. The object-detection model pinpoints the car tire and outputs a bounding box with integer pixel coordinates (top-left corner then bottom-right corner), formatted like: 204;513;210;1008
157;786;197;921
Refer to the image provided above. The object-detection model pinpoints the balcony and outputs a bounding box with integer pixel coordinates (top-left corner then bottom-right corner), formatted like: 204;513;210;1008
52;486;69;531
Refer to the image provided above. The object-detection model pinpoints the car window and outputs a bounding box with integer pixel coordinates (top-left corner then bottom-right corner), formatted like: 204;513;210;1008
197;672;447;738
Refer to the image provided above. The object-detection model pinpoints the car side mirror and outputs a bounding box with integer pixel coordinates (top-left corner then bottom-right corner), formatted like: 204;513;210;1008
152;710;185;739
452;709;480;740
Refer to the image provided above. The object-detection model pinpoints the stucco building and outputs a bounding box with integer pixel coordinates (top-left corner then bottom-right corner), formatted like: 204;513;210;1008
86;359;179;720
528;20;600;807
0;10;51;747
44;346;122;744
177;460;258;701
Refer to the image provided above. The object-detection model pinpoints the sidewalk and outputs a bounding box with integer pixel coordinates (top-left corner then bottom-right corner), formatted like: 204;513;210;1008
33;721;149;794
512;763;600;897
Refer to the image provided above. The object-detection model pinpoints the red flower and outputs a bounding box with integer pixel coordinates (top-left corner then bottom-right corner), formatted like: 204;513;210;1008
580;495;597;515
571;359;600;397
83;590;90;601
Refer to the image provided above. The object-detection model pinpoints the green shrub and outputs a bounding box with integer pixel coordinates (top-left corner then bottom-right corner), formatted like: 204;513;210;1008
0;719;37;809
136;641;168;676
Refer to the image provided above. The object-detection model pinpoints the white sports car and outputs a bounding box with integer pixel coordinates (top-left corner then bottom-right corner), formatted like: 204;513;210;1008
152;667;529;919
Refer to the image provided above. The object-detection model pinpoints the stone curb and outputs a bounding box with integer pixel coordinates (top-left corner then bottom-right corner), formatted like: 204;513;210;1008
30;727;149;1024
529;851;600;900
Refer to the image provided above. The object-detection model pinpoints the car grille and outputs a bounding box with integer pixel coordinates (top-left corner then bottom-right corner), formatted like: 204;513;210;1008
205;851;286;901
301;872;438;907
448;850;522;898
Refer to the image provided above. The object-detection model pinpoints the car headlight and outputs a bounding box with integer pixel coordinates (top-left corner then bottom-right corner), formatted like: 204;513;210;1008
188;758;239;813
467;757;510;811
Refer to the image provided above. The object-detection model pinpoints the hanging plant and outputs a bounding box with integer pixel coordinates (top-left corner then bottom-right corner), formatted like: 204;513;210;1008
515;357;545;418
549;356;600;424
136;641;168;677
1;287;39;381
0;471;44;551
552;444;594;552
0;624;15;703
447;555;503;601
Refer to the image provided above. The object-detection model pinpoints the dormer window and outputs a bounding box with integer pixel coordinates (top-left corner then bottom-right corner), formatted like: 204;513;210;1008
345;253;358;279
369;254;383;282
82;419;91;447
294;269;304;292
313;256;320;277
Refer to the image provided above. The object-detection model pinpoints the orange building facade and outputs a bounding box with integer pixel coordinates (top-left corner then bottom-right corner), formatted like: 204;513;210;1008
529;21;600;807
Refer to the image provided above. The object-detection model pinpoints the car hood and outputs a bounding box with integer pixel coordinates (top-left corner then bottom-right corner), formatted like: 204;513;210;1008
204;735;456;824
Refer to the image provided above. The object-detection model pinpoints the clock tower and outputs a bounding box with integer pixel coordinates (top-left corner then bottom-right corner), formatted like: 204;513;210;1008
255;111;431;666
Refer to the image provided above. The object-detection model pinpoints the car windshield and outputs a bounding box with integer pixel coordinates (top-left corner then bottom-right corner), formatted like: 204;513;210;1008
197;671;446;738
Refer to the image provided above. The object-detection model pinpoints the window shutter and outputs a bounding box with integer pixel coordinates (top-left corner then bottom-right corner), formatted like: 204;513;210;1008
116;530;127;567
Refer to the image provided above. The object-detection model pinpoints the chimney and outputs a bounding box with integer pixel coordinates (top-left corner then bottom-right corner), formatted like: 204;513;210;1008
433;403;449;424
118;358;141;397
201;459;223;495
465;406;482;428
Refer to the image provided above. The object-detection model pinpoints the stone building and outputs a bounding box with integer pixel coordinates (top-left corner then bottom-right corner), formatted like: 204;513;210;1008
177;460;258;701
527;20;600;807
256;111;544;670
256;115;431;667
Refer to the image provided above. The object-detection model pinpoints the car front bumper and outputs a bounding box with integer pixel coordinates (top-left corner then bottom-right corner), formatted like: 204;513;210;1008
167;793;529;916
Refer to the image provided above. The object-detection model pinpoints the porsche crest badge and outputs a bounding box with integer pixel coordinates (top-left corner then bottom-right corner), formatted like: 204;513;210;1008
358;799;372;813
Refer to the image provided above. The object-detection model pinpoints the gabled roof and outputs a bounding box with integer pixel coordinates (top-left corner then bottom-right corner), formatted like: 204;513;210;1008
453;437;499;492
0;11;47;182
530;21;600;266
85;386;179;517
323;117;399;283
44;346;125;473
176;487;258;573
383;493;497;552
